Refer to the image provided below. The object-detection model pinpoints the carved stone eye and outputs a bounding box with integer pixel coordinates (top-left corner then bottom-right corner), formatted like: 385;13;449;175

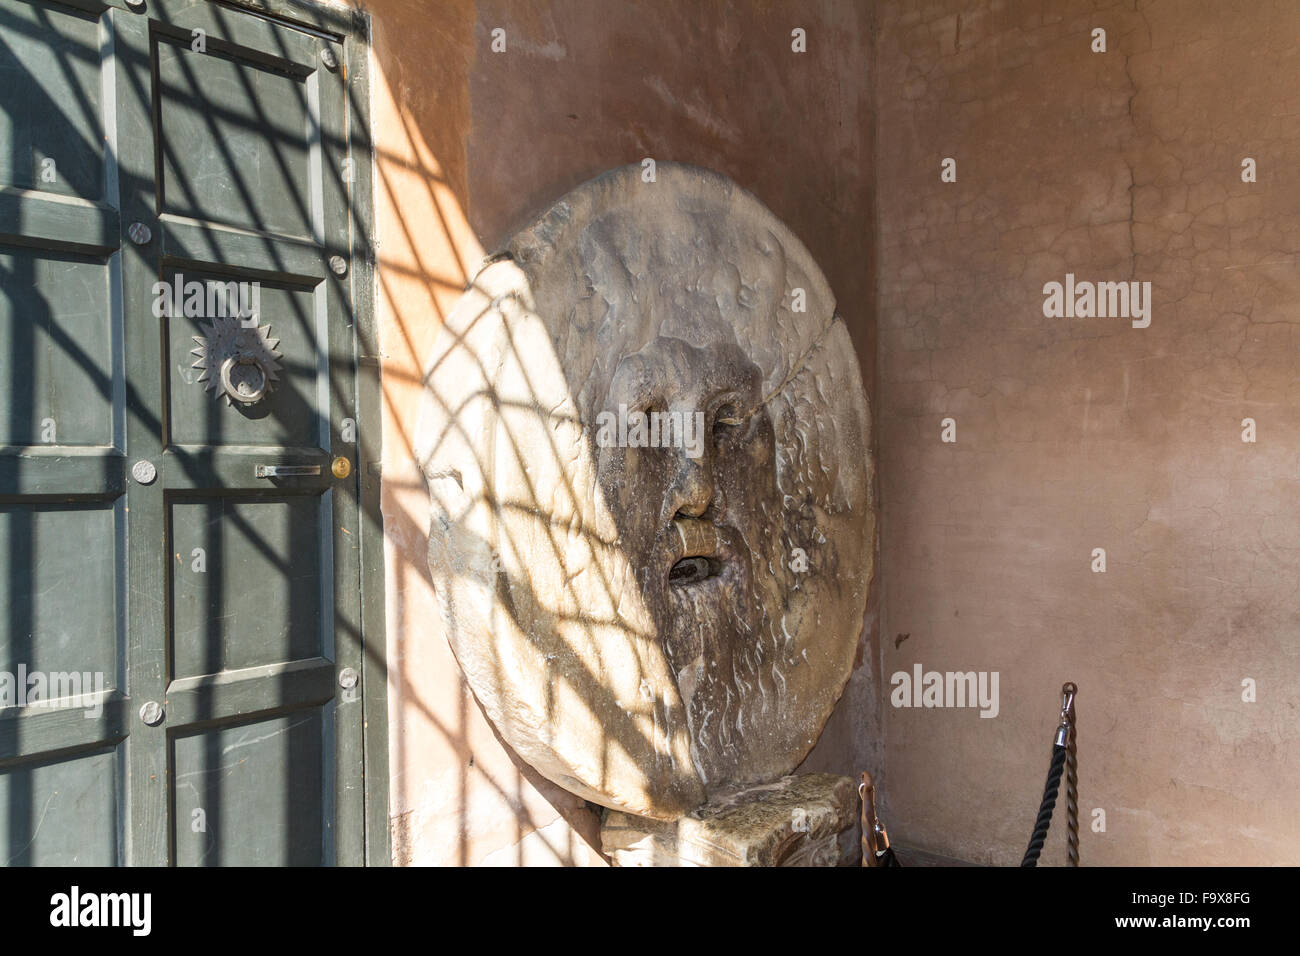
713;403;741;439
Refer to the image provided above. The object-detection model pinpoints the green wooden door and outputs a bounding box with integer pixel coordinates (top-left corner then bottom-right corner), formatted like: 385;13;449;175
0;0;369;865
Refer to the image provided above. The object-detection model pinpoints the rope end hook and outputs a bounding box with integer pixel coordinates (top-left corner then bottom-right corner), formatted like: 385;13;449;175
1055;682;1077;747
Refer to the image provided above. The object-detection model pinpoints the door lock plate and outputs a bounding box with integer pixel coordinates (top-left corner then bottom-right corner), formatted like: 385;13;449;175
255;464;322;478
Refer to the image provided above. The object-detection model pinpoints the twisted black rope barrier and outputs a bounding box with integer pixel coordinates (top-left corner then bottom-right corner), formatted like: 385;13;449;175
1020;682;1078;867
1020;744;1068;866
862;682;1077;868
1066;708;1079;866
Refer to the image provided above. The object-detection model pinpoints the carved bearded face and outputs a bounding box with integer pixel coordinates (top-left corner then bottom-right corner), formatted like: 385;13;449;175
415;164;873;820
596;336;786;785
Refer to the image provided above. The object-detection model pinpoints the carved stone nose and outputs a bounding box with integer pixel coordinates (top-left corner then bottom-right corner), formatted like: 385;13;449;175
665;455;714;521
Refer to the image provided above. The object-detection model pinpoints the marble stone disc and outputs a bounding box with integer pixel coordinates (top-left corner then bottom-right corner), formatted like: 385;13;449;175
415;163;874;819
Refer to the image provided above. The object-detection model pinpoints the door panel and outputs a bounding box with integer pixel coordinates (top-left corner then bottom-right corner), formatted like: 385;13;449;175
0;0;104;200
169;494;326;677
156;34;318;240
0;502;121;684
0;746;121;865
164;271;324;448
0;249;117;446
0;0;368;866
172;709;326;866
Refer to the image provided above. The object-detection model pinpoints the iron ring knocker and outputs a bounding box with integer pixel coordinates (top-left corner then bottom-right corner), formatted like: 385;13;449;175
220;354;270;405
191;315;283;406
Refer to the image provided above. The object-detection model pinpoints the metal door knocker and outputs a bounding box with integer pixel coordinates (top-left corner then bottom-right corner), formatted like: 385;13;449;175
220;355;268;404
191;316;283;406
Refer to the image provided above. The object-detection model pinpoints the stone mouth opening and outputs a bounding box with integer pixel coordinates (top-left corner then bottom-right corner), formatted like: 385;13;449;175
668;555;721;587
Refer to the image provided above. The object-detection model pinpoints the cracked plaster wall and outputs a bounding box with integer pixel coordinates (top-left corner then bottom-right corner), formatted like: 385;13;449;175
876;0;1300;865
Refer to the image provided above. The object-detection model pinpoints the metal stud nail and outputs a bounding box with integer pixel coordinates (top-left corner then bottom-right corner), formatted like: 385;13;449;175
329;255;347;276
128;221;152;245
139;701;164;726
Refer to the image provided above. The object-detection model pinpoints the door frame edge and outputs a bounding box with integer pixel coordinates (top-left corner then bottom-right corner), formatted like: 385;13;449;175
339;6;391;869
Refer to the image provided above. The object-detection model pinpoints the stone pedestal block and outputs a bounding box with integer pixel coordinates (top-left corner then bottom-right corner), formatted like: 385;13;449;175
601;773;860;866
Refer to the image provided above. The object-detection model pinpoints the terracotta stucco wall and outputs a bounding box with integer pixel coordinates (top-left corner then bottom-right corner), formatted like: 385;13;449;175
876;0;1300;864
365;0;878;865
